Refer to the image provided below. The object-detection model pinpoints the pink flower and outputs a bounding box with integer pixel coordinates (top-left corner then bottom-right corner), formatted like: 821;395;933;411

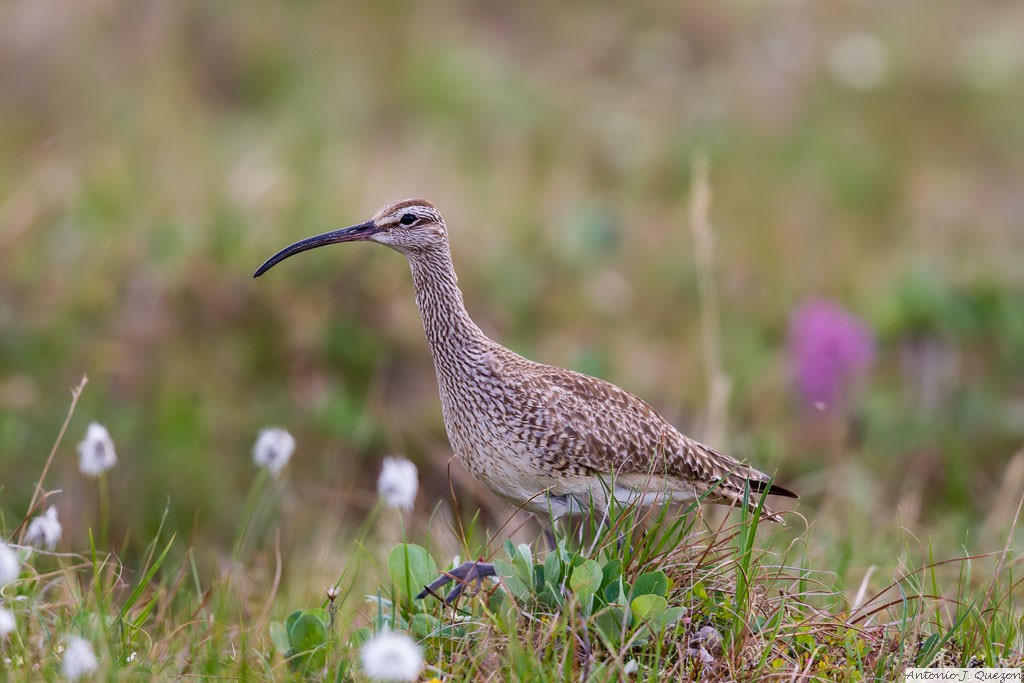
789;299;875;408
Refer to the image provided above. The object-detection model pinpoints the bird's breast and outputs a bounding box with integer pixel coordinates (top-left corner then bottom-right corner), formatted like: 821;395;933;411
435;372;568;505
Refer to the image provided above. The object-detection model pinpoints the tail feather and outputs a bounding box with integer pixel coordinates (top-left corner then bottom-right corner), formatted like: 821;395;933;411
749;479;799;499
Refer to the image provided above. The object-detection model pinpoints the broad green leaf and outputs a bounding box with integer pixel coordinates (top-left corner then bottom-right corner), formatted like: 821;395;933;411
269;621;290;654
510;545;533;587
543;550;563;586
632;605;686;644
284;614;327;671
286;610;330;673
593;605;632;647
495;559;531;599
652;606;686;632
600;559;622;589
558;540;573;564
388;543;438;602
603;577;627;605
538;584;564;609
531;564;545;594
284;610;304;636
489;587;509;615
630;594;668;621
410;613;440;639
287;610;328;653
631;570;668;599
570;559;602;598
493;558;516;580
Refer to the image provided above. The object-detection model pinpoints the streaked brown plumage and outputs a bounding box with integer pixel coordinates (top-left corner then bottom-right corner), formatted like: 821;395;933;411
255;198;797;598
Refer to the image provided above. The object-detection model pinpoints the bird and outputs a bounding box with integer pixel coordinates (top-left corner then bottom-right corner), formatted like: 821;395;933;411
254;198;797;602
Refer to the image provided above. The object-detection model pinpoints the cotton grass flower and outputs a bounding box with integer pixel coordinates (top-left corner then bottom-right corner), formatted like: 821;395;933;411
360;630;423;681
0;544;19;586
252;427;295;476
62;636;98;680
77;422;117;477
377;457;418;511
26;506;62;550
0;607;14;638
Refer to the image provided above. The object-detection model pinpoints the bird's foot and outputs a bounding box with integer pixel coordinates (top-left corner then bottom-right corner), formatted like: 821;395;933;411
415;559;496;604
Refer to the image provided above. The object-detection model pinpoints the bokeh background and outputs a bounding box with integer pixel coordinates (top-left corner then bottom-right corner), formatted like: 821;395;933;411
2;0;1023;590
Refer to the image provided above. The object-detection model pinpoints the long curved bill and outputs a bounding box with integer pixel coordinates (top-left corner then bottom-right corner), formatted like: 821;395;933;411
253;221;377;277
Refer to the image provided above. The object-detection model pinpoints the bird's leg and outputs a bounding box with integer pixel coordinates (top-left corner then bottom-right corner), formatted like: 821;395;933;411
415;559;496;604
616;532;630;553
542;514;562;551
544;526;557;551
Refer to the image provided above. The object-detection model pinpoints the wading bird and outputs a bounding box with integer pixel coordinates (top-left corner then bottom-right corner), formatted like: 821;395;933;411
255;199;796;602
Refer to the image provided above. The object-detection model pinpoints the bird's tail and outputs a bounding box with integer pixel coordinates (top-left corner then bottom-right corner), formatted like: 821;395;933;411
748;478;799;499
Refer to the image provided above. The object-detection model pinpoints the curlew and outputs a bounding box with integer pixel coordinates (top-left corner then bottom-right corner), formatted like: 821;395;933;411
255;199;797;601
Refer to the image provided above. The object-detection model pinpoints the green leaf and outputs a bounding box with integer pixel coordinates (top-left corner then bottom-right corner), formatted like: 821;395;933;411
630;594;668;621
269;621;290;654
570;559;602;614
388;543;438;603
631;570;668;599
533;564;545;592
284;610;304;636
410;613;440;639
287;610;329;652
603;577;627;605
558;540;573;564
286;610;329;673
543;550;563;586
600;559;622;589
634;605;686;642
570;559;603;598
653;606;685;631
538;584;564;609
510;544;533;588
495;559;531;600
592;605;632;647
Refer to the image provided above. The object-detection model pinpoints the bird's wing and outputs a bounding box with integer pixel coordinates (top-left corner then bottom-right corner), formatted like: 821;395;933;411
513;363;794;500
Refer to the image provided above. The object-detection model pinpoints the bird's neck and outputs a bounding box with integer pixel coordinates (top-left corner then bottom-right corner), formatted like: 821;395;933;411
406;246;490;364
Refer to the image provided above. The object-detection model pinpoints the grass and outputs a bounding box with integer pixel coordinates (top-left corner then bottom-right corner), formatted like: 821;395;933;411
1;385;1021;680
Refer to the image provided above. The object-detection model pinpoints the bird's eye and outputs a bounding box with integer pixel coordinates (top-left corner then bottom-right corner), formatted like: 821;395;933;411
399;213;417;226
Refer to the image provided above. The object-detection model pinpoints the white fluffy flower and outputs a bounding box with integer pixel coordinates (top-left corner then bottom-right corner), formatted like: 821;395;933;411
252;427;295;476
77;423;117;477
623;659;638;675
360;630;423;681
0;607;15;638
62;636;98;680
376;457;418;511
0;544;19;586
26;506;62;550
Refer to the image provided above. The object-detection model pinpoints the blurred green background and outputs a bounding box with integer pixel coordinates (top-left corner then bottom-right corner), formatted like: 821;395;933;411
2;0;1023;577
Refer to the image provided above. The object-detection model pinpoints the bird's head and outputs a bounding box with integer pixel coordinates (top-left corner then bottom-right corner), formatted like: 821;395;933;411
254;199;446;277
